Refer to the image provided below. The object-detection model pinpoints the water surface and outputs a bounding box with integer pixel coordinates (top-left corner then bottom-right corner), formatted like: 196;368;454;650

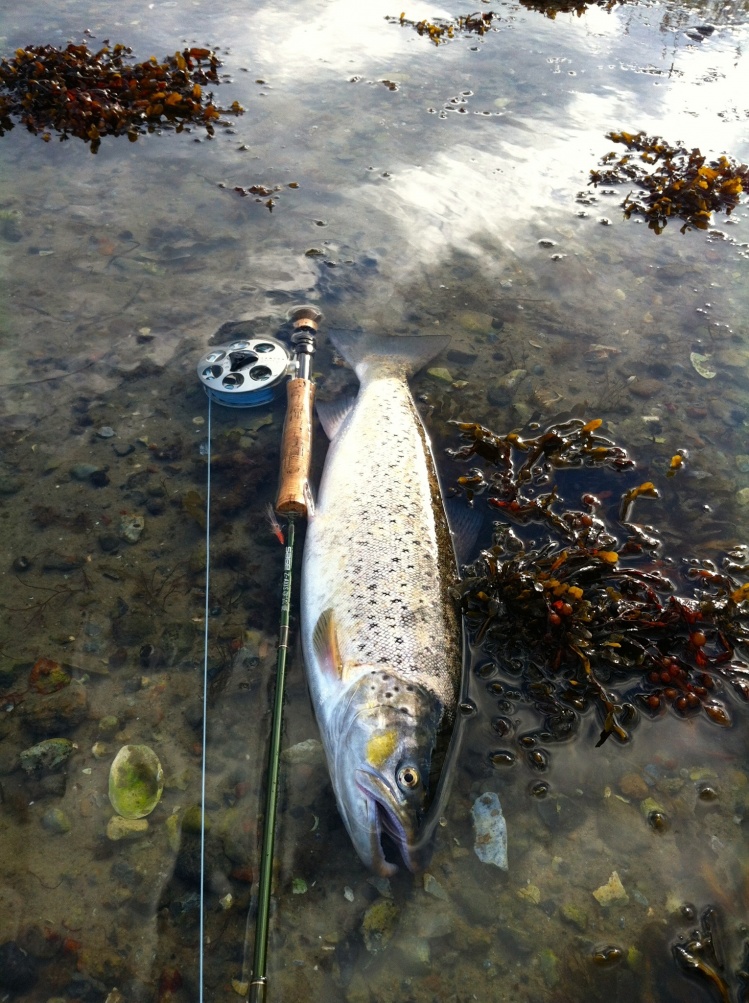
1;1;748;1001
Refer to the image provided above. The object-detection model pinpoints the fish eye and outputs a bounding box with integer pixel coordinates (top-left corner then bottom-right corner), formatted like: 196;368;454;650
397;765;420;791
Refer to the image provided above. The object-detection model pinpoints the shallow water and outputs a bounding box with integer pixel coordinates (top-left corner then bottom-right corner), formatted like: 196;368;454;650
0;1;748;1001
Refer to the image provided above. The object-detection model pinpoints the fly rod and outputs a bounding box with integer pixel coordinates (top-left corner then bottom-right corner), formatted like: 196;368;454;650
248;305;320;1003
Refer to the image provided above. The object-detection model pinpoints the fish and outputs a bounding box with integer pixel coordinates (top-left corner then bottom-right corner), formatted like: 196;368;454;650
300;329;462;876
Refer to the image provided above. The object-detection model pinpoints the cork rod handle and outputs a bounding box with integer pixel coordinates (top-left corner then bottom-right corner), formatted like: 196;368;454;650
275;377;315;518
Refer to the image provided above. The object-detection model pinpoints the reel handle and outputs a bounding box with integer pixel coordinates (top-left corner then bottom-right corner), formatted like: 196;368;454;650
275;376;315;517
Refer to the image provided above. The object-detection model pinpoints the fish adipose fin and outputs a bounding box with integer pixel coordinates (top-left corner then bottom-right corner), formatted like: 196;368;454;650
312;608;344;679
329;329;450;384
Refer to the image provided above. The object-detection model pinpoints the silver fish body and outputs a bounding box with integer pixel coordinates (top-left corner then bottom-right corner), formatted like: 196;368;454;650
300;331;462;876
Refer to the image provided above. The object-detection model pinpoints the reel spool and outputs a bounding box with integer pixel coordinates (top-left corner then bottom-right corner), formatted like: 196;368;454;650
197;336;294;408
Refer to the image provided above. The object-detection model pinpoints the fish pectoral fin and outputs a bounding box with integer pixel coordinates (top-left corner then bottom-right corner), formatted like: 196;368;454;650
316;396;357;441
312;607;345;679
445;496;485;567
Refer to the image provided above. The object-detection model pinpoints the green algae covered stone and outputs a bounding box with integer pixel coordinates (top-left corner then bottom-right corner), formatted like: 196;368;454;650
108;744;164;819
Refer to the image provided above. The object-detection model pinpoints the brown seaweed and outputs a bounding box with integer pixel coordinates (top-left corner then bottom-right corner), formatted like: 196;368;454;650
385;11;496;45
590;131;748;233
451;417;749;747
0;41;244;152
519;0;625;18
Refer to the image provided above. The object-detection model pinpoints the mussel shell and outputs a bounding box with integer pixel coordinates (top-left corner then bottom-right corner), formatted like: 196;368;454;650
108;744;164;819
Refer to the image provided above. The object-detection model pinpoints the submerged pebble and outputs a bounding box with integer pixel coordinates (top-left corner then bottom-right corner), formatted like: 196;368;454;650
361;898;399;953
560;902;588;930
396;934;430;965
447;348;477;365
457;310;494;334
367;875;393;898
618;772;649;800
471;791;508;870
40;808;71;834
40;552;84;572
20;680;88;736
98;533;120;553
0;475;22;494
106;815;149;841
70;463;105;481
0;941;38;991
20;738;74;774
538;947;559;987
487;369;527;405
118;514;145;544
423;872;448;900
517;884;541;904
281;738;324;765
181;804;209;834
98;715;119;736
627;378;661;399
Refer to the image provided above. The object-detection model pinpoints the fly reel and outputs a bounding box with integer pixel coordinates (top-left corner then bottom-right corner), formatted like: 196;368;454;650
197;308;321;408
197;336;294;407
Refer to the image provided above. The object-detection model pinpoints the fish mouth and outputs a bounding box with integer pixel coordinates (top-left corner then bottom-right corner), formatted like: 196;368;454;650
355;767;418;877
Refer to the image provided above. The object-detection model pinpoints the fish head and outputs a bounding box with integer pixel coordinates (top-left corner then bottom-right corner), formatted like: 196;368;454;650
330;669;445;877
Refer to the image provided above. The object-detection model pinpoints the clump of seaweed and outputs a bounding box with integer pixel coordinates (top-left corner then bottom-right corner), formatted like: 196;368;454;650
590;131;748;233
385;11;495;45
450;417;749;747
0;41;243;152
519;0;624;18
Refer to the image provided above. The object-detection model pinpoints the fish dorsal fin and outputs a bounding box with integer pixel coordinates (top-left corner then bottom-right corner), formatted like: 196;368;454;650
316;396;356;441
312;608;344;679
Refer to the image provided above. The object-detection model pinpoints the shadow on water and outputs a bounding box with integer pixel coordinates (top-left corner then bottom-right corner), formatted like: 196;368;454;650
0;0;748;1000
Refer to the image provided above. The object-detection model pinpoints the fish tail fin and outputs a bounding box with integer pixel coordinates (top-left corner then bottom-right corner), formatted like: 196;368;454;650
329;329;450;383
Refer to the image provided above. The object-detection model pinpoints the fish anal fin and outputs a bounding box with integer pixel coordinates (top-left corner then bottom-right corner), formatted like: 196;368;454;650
312;608;344;679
